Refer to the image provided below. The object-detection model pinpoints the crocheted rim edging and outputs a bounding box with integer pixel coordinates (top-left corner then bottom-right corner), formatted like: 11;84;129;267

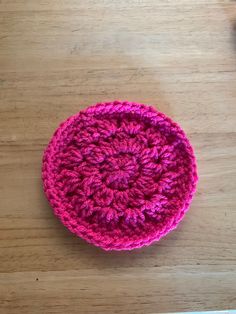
42;101;198;250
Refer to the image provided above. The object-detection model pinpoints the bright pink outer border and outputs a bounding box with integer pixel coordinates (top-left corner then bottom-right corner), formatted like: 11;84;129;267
42;101;198;251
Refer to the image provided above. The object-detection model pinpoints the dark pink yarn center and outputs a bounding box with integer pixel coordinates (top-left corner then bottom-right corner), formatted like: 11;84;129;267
103;153;138;190
42;101;198;250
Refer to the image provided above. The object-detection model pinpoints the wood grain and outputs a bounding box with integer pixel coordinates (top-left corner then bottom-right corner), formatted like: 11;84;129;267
0;0;236;313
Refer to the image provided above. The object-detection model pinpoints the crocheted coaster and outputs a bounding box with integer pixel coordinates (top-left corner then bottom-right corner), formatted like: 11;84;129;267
42;101;198;250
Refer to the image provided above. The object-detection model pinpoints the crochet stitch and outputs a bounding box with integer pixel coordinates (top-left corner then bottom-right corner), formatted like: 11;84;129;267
42;101;198;250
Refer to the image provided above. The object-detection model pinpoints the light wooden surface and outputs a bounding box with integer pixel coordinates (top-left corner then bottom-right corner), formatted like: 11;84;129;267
1;1;236;313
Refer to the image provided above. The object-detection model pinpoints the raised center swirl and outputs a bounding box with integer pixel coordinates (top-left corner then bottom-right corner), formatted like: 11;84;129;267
102;153;139;190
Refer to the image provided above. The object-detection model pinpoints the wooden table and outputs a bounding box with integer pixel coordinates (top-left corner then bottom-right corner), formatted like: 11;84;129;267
1;1;236;313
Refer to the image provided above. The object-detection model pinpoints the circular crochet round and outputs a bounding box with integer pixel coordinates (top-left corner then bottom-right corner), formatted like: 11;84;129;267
42;101;198;250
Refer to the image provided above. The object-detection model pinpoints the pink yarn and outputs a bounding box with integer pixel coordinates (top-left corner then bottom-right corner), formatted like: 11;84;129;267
42;101;198;250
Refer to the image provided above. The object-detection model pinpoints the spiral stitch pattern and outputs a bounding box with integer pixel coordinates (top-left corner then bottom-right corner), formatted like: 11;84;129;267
42;101;198;250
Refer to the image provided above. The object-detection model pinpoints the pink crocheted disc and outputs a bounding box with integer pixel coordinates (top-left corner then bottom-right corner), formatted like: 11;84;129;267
42;101;198;250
